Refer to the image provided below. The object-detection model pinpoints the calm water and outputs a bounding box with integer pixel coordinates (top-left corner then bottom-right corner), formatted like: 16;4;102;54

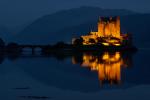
0;49;150;93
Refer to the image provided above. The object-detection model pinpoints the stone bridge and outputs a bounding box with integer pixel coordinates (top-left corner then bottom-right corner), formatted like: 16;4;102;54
18;45;50;54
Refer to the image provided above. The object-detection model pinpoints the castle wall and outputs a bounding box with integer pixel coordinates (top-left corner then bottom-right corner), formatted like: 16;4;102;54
72;16;121;45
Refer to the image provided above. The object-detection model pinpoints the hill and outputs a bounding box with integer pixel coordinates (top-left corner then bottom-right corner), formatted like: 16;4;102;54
13;6;150;47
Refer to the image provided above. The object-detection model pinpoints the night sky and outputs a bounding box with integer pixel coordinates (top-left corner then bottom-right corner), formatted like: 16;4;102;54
0;0;149;27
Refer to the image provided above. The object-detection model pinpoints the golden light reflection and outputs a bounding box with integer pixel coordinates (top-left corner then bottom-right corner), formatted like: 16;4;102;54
72;52;132;85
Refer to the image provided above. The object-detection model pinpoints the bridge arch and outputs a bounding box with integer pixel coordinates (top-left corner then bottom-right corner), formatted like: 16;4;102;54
20;45;44;55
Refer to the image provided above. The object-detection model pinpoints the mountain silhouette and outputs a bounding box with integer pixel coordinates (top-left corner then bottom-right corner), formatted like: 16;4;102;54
13;6;150;47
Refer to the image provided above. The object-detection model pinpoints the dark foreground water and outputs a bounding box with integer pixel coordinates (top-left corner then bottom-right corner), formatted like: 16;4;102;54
0;49;150;100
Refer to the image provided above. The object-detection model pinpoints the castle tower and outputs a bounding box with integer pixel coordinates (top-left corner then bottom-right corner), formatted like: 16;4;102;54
98;17;104;37
98;16;121;38
116;16;121;38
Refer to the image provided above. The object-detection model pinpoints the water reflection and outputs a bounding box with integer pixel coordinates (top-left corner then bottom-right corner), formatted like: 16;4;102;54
72;52;133;85
0;51;136;91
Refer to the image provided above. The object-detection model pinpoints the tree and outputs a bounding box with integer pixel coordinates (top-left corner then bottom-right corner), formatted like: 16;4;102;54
73;37;83;45
7;43;19;49
6;42;21;53
0;38;5;48
54;41;66;48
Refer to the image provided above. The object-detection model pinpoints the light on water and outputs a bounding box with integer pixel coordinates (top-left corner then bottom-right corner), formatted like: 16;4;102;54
1;50;150;94
72;52;132;85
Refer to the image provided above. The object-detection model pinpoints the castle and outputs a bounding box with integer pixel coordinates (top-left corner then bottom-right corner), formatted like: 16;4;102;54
72;16;131;46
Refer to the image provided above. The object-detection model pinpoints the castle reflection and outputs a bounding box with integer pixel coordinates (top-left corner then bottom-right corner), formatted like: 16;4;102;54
72;52;133;85
0;51;133;86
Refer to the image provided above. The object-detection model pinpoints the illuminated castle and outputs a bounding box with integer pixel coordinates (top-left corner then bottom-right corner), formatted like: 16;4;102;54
72;16;131;46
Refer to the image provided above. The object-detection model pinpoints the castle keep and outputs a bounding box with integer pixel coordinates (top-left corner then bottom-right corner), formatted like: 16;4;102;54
72;16;131;46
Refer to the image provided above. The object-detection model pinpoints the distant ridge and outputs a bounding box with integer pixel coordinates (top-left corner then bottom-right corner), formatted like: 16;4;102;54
12;6;150;47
